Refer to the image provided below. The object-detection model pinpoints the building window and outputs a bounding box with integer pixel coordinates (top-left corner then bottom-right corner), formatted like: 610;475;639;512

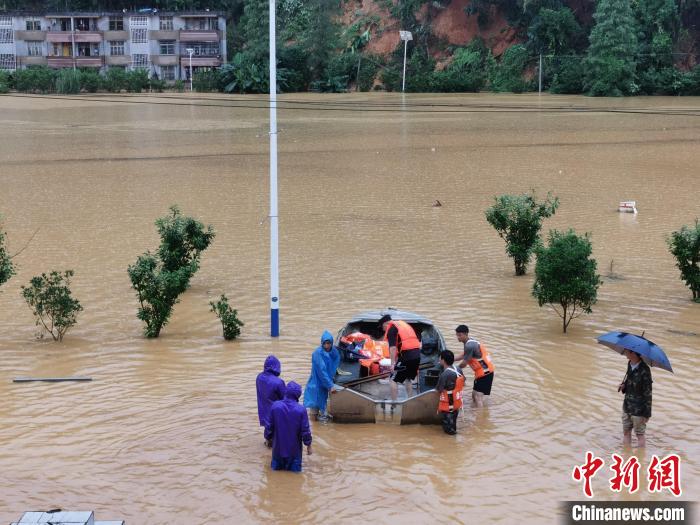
77;43;100;57
0;54;15;70
109;41;125;56
0;29;13;44
129;16;148;28
109;17;124;31
26;18;41;31
54;19;72;32
159;16;173;31
185;18;218;30
132;53;148;68
181;42;220;57
75;18;95;31
27;41;43;56
160;65;176;80
159;40;175;55
52;43;72;57
0;16;11;27
131;29;147;44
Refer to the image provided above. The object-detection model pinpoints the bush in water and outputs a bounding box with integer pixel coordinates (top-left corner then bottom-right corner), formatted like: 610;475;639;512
14;66;56;93
103;67;127;93
128;253;191;338
0;215;16;289
174;79;185;92
79;69;101;93
210;294;244;340
56;69;81;94
667;220;700;302
21;270;83;341
485;191;559;276
532;230;602;333
126;68;149;93
128;206;215;338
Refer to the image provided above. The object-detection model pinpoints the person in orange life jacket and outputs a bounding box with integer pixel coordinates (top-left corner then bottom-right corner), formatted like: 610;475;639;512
454;324;494;408
436;350;465;435
379;314;422;402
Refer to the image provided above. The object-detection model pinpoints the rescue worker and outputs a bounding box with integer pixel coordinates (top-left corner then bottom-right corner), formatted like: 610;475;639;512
303;330;340;422
256;355;286;447
264;381;312;472
379;314;422;402
619;349;652;448
454;325;495;408
437;350;465;435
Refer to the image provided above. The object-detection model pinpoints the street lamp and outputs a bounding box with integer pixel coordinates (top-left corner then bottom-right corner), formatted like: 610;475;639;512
399;30;412;92
186;47;194;91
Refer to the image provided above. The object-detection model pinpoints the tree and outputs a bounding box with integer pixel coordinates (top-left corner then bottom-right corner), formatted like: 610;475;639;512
485;191;559;275
667;220;700;302
490;44;530;93
532;230;602;333
210;294;244;340
155;206;215;277
128;253;192;338
584;0;638;96
0;216;16;289
128;206;215;338
21;270;83;341
527;7;582;56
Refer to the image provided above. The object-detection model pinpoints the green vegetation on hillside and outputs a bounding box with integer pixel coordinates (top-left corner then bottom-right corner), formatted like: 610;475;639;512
2;0;699;95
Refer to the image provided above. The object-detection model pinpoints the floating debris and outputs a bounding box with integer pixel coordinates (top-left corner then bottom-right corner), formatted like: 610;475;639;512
13;377;92;383
11;510;123;524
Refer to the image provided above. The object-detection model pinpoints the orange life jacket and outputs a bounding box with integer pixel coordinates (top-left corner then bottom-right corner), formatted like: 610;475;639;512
383;320;420;354
466;339;495;379
438;367;465;413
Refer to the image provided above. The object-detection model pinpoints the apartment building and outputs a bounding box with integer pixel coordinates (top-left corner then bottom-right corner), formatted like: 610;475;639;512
0;10;226;81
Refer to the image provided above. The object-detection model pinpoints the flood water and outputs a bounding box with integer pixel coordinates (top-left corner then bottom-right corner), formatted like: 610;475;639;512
0;92;699;524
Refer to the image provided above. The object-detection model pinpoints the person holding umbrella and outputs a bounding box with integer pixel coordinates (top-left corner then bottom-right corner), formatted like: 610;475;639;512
597;331;673;449
619;349;653;448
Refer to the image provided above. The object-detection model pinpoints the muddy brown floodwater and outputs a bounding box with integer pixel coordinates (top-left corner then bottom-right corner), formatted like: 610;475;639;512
0;92;699;524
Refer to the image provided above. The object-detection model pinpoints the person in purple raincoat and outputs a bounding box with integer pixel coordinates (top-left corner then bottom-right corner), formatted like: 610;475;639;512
264;381;313;472
256;355;286;446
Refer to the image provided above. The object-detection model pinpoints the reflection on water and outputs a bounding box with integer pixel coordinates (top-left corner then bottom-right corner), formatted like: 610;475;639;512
0;93;698;524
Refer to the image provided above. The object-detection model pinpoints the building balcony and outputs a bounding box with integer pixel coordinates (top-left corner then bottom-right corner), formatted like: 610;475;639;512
104;30;128;41
47;31;102;43
19;56;48;66
47;56;104;68
47;56;75;68
15;30;46;41
75;56;103;67
149;30;179;40
106;55;130;66
151;55;178;66
179;30;220;42
180;56;221;67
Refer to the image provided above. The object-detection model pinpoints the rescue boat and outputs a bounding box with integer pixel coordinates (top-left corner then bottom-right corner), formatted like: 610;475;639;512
329;308;447;425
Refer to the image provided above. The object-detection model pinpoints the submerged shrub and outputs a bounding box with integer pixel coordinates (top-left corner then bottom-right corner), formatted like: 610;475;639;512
0;215;16;288
210;294;244;340
667;220;700;302
485;191;559;275
128;206;215;338
56;69;81;94
532;230;602;333
21;270;83;341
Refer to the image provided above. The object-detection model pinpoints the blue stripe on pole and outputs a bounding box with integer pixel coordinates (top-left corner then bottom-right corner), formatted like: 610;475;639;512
271;308;279;337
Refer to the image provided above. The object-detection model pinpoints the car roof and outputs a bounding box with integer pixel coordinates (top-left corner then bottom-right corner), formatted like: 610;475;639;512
347;308;435;326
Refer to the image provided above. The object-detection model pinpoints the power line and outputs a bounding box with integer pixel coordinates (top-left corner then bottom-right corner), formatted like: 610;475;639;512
2;92;699;117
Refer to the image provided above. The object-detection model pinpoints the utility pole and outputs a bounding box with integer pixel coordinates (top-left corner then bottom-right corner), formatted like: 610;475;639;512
538;53;543;94
269;0;280;337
